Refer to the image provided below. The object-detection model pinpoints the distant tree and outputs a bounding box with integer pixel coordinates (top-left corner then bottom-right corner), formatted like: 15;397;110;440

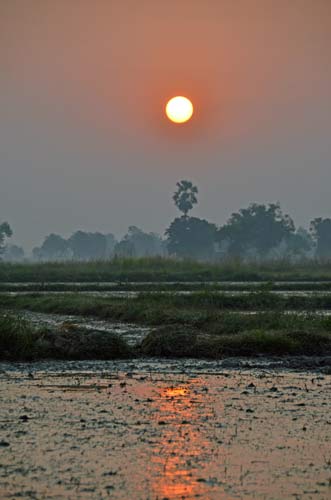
32;247;42;261
39;234;70;261
114;239;135;258
166;217;217;260
104;233;117;258
217;203;295;258
69;231;107;260
0;222;13;256
310;218;331;258
265;228;313;261
173;180;198;217
285;228;314;259
3;244;25;262
114;226;165;258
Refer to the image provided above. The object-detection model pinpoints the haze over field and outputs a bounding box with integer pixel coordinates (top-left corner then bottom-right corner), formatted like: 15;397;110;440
1;0;331;250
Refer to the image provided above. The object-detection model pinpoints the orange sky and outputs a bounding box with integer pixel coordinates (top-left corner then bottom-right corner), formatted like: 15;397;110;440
1;1;331;248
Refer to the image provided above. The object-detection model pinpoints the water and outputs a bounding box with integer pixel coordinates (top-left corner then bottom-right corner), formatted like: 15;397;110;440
1;360;330;499
19;310;150;346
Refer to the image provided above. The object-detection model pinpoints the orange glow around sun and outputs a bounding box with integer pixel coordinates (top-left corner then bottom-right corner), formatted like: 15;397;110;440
165;96;194;124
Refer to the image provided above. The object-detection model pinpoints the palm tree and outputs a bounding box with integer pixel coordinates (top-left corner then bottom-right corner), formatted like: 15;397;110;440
173;180;198;217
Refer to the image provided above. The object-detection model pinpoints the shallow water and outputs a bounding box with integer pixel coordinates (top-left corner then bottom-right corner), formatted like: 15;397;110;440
0;359;330;499
14;309;331;338
19;310;150;346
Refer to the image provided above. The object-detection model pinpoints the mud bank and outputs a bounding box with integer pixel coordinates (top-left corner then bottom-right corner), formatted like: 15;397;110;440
2;309;331;362
20;310;150;347
0;360;330;499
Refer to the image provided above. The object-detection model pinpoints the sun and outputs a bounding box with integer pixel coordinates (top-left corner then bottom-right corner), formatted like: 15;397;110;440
165;96;194;124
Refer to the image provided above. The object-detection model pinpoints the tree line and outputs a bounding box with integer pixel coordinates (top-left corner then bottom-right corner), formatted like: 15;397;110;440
1;180;331;261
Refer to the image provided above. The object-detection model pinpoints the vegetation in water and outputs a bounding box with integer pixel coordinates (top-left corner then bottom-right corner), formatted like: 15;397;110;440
1;291;331;360
2;290;331;315
0;313;131;361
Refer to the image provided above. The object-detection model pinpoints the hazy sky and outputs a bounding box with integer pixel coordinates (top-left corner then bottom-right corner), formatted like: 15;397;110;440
1;0;331;250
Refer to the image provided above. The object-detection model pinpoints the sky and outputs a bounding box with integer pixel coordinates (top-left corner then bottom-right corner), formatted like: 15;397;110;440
1;0;331;251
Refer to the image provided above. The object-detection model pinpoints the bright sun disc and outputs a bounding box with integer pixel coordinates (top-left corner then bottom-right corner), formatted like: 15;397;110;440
165;96;193;124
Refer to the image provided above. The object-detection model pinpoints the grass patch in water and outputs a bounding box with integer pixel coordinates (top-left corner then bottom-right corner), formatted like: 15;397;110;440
2;290;331;320
0;314;39;360
141;327;331;358
2;291;331;359
0;313;131;361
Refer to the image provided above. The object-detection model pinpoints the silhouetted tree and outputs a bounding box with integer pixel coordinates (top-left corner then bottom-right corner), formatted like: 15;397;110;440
310;218;331;258
114;239;135;257
32;231;116;261
264;228;313;261
166;217;217;260
38;233;70;260
32;247;42;261
3;245;25;262
0;222;12;256
217;203;295;258
114;226;165;257
69;231;107;260
173;180;198;217
285;228;314;259
105;233;117;258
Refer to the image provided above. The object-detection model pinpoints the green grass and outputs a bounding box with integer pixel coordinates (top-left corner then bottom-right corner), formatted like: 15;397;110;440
141;327;331;358
1;291;331;359
0;313;131;361
2;289;331;360
1;290;331;333
1;257;331;282
2;281;331;293
0;314;42;360
1;291;331;321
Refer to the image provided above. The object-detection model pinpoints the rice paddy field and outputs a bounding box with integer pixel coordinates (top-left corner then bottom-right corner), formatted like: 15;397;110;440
1;259;331;499
2;257;331;283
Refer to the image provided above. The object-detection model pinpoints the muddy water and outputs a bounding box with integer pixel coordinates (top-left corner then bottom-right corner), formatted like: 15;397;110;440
16;309;331;338
0;360;330;499
19;310;150;346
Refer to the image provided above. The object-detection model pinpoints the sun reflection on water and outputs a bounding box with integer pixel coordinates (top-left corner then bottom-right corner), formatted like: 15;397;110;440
150;381;213;499
163;386;189;398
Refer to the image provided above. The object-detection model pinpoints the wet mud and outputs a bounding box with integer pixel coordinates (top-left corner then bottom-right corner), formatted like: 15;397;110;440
0;359;330;499
20;310;150;347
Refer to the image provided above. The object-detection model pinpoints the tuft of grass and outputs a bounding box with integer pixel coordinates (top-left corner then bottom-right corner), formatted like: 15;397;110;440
37;324;132;360
141;327;331;358
0;314;41;360
0;313;132;361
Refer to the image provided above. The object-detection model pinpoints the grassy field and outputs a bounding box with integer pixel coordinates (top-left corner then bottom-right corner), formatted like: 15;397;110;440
1;310;330;361
2;281;331;292
1;292;331;360
2;259;331;360
2;290;331;316
1;257;331;282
